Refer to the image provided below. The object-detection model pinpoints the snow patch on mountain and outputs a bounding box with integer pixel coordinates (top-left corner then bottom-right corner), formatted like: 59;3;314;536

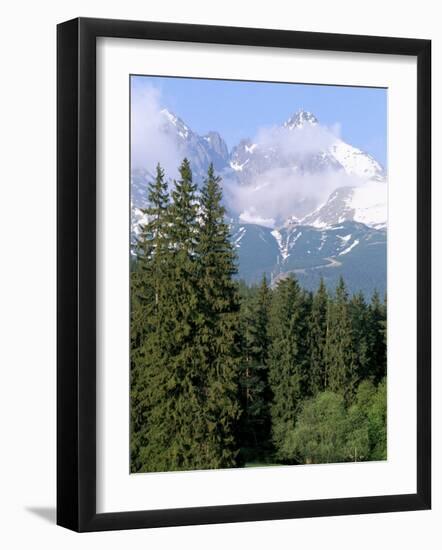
337;234;352;243
231;159;249;172
301;181;387;230
245;143;258;154
339;239;360;255
161;108;179;126
329;140;385;181
271;229;289;260
288;231;302;251
348;183;387;228
233;226;247;248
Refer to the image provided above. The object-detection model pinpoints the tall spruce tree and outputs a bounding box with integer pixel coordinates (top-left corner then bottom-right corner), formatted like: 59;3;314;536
367;290;387;383
324;277;357;403
268;276;309;461
348;291;370;382
138;158;207;472
308;277;328;395
238;275;272;461
195;163;241;468
131;163;171;472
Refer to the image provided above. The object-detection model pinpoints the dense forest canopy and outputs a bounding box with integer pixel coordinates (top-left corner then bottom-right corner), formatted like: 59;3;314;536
130;160;387;472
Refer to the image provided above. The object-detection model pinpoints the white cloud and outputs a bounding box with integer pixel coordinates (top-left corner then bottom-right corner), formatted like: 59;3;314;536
238;207;275;228
255;121;340;158
224;122;367;226
131;84;182;178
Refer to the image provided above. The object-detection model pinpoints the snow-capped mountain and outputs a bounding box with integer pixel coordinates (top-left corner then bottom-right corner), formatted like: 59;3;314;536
160;109;230;179
228;110;385;187
135;108;386;221
131;109;229;211
329;140;384;181
229;113;344;187
226;109;387;231
301;182;387;230
131;108;387;295
283;110;319;129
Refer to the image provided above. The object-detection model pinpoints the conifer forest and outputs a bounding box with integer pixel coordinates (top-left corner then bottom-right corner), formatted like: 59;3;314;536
130;160;387;473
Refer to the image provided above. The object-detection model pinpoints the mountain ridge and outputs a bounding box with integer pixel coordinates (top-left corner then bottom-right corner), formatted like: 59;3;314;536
131;108;387;295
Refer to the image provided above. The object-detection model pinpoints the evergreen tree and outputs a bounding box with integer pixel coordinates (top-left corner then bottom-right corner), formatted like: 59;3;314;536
268;276;309;460
255;275;272;367
130;267;150;472
348;291;370;382
324;277;357;403
195;163;242;468
308;277;328;395
382;292;388;347
130;161;388;471
238;275;272;462
130;163;171;472
138;158;207;472
367;290;387;383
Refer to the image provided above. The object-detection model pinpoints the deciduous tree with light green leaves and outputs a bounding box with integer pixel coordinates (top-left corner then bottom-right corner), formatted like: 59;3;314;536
281;379;387;465
282;391;347;464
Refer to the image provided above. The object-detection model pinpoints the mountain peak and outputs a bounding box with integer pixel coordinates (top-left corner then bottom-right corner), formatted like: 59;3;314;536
203;131;229;160
284;110;318;130
160;108;179;124
160;108;192;140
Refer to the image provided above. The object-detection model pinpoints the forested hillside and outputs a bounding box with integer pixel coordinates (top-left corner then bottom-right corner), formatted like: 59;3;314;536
130;161;387;473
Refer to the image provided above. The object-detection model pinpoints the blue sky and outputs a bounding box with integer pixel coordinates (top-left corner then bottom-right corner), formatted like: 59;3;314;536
131;75;387;168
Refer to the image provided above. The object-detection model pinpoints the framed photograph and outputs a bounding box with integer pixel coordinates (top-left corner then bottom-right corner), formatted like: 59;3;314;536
57;17;431;532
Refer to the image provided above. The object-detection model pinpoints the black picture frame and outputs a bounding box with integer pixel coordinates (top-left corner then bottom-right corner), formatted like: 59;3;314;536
57;17;431;532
